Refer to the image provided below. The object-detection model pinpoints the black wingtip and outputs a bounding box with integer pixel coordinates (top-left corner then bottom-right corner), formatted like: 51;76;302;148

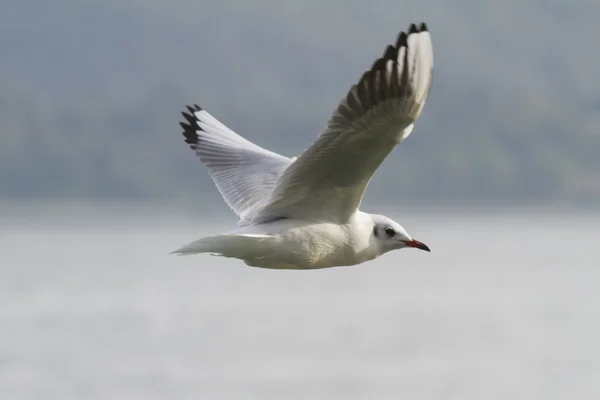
395;22;428;49
181;111;196;125
395;31;408;49
184;103;202;114
180;105;204;147
382;44;396;60
371;57;386;71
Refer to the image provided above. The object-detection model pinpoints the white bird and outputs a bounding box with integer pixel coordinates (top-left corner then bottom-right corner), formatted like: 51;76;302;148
172;22;433;270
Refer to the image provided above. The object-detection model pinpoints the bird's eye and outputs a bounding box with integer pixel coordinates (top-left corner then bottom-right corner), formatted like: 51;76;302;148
384;227;396;237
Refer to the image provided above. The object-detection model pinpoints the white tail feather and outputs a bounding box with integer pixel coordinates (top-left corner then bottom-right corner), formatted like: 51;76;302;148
170;233;275;257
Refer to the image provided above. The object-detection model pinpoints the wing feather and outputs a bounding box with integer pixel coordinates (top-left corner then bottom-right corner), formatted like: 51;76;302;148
179;105;294;222
255;23;434;223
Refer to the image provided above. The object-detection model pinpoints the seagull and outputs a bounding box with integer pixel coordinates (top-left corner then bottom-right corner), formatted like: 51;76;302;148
172;22;434;269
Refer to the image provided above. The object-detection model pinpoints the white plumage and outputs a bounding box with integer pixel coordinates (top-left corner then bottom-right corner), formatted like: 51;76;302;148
180;106;295;221
173;22;434;269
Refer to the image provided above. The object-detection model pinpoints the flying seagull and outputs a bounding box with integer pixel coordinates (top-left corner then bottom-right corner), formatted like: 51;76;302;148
172;22;434;269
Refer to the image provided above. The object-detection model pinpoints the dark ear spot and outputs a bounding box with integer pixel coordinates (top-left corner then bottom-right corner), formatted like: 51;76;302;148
373;226;379;238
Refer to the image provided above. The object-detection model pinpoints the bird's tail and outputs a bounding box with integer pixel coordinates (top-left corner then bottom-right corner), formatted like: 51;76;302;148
170;233;275;258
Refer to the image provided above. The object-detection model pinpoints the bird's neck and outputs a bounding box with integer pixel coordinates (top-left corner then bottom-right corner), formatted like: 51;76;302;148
347;211;383;259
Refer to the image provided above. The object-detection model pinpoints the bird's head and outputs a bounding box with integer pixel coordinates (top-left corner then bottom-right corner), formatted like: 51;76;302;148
371;214;430;255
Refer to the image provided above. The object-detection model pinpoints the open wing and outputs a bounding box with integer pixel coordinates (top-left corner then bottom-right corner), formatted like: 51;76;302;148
253;23;434;223
179;105;295;222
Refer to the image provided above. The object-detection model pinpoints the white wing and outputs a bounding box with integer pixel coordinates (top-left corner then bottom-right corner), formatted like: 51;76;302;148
180;105;295;222
254;23;434;223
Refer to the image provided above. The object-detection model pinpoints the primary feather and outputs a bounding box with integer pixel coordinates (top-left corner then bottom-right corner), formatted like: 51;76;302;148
180;105;295;222
255;23;433;223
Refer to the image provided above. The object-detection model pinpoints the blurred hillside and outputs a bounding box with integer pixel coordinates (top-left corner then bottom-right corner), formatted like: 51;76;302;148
1;0;599;208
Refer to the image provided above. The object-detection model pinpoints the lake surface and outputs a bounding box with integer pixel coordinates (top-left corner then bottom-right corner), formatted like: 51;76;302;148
1;208;599;399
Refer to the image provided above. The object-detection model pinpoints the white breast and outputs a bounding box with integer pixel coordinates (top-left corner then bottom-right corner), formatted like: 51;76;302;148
237;212;377;269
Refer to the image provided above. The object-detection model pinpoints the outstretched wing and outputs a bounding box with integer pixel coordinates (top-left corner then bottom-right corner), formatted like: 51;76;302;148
254;23;434;223
180;105;295;222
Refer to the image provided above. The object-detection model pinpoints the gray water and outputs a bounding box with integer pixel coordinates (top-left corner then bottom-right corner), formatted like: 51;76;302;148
1;210;599;399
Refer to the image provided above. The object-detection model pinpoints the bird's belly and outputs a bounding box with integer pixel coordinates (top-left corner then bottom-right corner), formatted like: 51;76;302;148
242;222;375;270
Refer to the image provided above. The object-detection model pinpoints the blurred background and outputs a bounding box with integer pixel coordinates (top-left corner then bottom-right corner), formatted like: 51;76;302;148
1;0;599;399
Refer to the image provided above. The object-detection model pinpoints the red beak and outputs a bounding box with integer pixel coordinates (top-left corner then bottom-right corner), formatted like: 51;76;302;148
403;239;431;252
